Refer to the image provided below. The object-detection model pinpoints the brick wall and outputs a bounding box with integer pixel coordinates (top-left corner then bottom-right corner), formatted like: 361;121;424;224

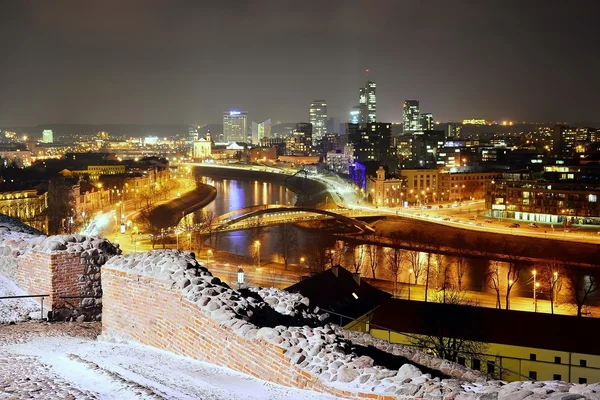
14;249;101;320
102;266;397;400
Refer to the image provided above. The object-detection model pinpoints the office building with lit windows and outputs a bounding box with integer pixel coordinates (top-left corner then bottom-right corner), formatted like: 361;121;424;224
309;100;327;142
420;113;434;131
402;100;420;133
223;111;248;143
358;81;376;123
41;129;54;144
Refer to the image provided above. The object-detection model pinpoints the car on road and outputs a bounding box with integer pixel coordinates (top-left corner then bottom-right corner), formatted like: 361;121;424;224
529;223;539;228
443;217;451;221
485;219;493;223
476;223;484;227
509;223;520;228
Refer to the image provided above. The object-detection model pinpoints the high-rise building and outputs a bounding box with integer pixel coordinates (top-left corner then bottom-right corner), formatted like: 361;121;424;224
410;130;446;168
358;81;376;123
309;101;327;142
41;129;54;144
251;119;272;145
350;106;360;124
223;111;248;143
402;100;420;133
346;122;394;168
420;113;434;131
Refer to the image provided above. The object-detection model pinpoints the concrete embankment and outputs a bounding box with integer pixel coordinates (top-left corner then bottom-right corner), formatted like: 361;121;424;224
192;165;332;207
149;183;217;229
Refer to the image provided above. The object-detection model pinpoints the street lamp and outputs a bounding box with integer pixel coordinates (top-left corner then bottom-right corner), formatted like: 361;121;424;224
237;267;245;290
408;268;414;300
254;240;261;268
552;271;559;314
207;249;213;267
300;256;306;268
532;269;538;312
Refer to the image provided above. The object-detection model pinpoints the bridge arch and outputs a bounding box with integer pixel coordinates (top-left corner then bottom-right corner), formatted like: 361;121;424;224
214;205;375;234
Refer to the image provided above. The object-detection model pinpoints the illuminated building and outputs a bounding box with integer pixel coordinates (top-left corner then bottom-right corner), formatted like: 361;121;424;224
486;179;600;225
347;123;393;167
410;130;445;168
309;100;327;142
367;166;404;207
0;186;48;233
462;119;487;125
350;106;360;124
326;145;354;174
192;132;212;160
398;169;438;204
251;119;271;145
358;81;376;123
420;113;433;131
41;129;54;144
438;171;501;201
552;126;598;156
446;122;463;139
249;147;277;162
402;100;420;133
223;111;248;143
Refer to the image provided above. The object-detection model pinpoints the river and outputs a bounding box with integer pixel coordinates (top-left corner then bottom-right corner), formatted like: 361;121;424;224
185;177;599;308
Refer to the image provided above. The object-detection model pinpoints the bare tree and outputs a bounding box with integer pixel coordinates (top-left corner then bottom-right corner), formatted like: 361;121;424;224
366;241;380;279
500;238;529;310
137;206;160;249
541;258;564;314
47;177;76;235
385;234;405;297
275;224;298;270
451;233;470;292
433;251;453;304
484;260;503;309
304;232;334;274
411;290;489;365
350;244;367;275
563;265;599;317
407;250;424;284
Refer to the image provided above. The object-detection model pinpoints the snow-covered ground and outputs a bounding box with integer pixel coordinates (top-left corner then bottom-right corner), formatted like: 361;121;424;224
1;335;340;400
0;273;42;324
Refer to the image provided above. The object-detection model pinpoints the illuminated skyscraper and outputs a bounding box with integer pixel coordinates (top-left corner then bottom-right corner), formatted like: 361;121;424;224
251;119;271;145
420;113;434;131
223;111;248;143
350;106;360;124
309;100;327;142
41;129;54;143
358;81;376;123
402;100;420;133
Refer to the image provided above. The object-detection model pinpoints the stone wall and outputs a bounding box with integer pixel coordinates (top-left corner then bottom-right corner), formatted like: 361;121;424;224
0;215;119;321
100;250;491;400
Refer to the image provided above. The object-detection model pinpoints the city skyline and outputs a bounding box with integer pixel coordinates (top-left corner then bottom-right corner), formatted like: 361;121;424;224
0;1;599;126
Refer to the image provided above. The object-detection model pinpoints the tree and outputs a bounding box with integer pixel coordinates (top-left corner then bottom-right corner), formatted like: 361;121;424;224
563;265;599;317
137;205;160;249
407;249;424;284
484;260;503;309
410;290;489;367
304;231;335;274
47;177;76;235
350;244;367;275
366;240;380;279
274;224;298;270
499;238;529;310
385;234;405;298
434;251;453;304
541;258;564;315
451;233;469;292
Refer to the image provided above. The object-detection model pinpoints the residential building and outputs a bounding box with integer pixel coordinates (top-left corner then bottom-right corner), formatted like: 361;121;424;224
402;100;420;133
346;123;393;168
326;145;354;175
223;111;248;143
309;101;327;142
486;180;600;225
438;171;501;202
398;169;439;205
249;147;277;163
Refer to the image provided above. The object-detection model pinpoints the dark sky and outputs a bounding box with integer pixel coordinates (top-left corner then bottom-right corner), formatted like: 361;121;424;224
1;0;599;126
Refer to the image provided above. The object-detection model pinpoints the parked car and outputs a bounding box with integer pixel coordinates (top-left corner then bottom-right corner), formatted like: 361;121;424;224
529;223;539;228
485;219;493;223
509;223;520;228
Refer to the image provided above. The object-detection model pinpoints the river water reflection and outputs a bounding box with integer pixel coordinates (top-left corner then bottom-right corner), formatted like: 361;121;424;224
188;177;597;306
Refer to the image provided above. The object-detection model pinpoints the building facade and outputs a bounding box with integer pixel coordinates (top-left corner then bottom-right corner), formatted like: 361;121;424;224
192;133;212;160
486;180;600;225
439;171;501;202
223;111;248;143
402;100;420;133
366;166;404;207
420;113;434;131
399;168;439;205
0;187;48;233
249;147;277;162
309;101;327;142
358;81;376;123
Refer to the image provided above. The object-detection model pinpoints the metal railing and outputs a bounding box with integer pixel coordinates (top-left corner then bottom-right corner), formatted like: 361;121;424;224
322;308;533;381
0;294;49;320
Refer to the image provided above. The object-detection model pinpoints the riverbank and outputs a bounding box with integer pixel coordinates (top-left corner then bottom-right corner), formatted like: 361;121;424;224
192;165;333;208
149;183;217;229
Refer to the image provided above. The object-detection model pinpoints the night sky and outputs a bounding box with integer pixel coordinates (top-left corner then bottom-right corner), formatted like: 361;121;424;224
0;0;598;126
